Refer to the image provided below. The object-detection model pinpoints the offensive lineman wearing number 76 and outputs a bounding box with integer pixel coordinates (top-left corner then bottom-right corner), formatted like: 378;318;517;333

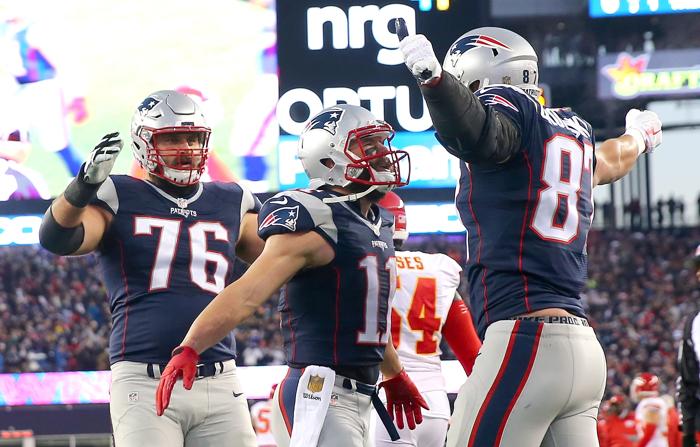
38;90;264;446
395;20;664;446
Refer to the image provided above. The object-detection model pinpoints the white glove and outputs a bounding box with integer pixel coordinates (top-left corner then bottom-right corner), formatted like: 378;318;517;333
398;34;442;86
83;132;123;184
624;109;662;154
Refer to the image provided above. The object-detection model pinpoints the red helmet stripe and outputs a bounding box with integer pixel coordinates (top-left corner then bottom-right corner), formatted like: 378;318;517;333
476;35;511;50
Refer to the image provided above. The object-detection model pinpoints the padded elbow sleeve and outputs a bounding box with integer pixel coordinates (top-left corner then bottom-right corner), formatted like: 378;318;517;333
39;206;85;255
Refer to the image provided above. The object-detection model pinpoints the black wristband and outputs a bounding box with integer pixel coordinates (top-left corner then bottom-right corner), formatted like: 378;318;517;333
39;206;86;255
64;163;104;208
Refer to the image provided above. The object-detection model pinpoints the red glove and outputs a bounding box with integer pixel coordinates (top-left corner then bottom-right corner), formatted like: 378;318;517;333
155;345;199;416
379;369;429;430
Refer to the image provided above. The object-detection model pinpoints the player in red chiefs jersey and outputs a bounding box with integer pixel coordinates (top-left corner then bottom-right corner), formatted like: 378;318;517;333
598;394;637;447
376;191;481;447
632;373;681;447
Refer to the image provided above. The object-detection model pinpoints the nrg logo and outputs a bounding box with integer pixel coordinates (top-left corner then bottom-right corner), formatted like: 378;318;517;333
306;1;451;65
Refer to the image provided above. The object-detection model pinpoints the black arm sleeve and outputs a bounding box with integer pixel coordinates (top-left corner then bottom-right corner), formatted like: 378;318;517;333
39;206;86;256
420;72;522;164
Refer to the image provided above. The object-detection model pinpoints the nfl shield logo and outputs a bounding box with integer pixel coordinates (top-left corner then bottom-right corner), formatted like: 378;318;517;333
307;374;325;393
176;198;188;209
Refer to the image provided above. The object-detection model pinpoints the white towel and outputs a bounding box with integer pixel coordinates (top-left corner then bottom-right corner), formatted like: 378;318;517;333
289;366;336;447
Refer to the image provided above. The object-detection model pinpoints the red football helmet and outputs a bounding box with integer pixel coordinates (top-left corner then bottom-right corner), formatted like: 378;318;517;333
630;372;660;402
603;394;628;416
378;191;408;242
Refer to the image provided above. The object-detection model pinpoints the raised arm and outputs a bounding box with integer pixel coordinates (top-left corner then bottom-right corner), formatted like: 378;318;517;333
155;229;334;415
39;133;122;255
594;109;662;187
396;20;521;164
181;230;332;354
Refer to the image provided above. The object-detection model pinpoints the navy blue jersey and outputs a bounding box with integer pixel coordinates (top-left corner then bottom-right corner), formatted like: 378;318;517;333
257;189;395;368
456;85;596;338
91;175;260;364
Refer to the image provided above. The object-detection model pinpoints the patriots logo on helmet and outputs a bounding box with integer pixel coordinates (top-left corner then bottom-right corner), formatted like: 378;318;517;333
259;205;300;232
137;97;161;114
447;34;512;67
480;94;519;112
305;108;345;135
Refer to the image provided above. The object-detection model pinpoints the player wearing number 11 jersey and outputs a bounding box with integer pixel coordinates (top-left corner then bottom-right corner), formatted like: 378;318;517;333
39;90;263;446
397;23;663;446
153;104;429;447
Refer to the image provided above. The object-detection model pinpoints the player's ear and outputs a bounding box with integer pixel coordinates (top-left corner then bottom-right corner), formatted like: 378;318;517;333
320;158;335;168
468;80;480;92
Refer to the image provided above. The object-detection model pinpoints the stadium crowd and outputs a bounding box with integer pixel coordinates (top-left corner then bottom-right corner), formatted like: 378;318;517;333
1;227;699;399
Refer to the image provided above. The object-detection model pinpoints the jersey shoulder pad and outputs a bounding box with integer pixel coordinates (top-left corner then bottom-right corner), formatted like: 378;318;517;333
542;107;595;143
432;253;462;288
206;181;261;217
91;175;124;215
476;84;538;118
433;252;462;274
258;190;337;244
476;84;539;144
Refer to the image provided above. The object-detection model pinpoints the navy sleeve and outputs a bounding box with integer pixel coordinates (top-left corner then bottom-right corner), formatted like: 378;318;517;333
257;190;338;248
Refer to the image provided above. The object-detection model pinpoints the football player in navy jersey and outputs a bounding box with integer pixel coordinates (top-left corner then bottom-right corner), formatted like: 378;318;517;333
38;90;263;446
396;23;663;447
155;104;429;447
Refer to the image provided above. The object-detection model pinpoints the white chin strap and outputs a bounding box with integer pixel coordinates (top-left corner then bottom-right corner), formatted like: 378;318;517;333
320;170;396;203
322;185;379;204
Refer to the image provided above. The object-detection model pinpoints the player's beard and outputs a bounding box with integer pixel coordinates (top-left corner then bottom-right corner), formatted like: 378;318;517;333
345;169;388;203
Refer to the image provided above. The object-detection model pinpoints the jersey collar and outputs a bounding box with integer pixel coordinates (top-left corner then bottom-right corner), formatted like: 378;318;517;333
143;179;203;209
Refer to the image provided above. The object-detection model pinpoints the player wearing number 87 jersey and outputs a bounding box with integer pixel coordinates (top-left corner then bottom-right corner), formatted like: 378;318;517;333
396;23;663;446
39;90;263;446
376;191;482;447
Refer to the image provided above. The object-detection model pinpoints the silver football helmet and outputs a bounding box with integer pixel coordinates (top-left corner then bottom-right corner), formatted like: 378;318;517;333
443;27;539;98
131;90;211;186
297;104;409;200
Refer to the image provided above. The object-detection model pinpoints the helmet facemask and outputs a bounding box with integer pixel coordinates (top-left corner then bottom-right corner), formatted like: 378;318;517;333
136;127;211;186
131;90;212;187
342;124;410;194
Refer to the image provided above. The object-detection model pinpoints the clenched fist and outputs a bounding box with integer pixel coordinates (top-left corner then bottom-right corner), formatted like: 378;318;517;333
624;109;662;154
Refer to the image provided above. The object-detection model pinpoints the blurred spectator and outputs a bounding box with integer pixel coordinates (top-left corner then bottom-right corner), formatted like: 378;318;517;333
656;199;665;228
668;197;678;228
626;199;642;230
679;199;685;225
